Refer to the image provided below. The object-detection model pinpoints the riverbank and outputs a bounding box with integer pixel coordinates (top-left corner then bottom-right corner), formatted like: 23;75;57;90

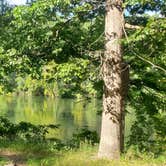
0;140;165;166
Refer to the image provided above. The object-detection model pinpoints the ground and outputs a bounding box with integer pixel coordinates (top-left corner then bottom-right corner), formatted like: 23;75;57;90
0;146;166;166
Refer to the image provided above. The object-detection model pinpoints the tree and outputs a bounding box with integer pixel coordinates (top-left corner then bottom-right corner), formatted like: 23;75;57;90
98;0;129;159
26;0;36;4
0;0;165;156
0;0;8;14
0;0;104;97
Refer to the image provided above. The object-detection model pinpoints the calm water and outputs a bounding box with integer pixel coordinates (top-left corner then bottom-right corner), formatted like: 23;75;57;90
0;96;134;140
0;96;102;140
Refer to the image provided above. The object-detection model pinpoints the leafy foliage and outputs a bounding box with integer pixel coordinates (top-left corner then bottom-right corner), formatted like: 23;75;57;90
124;12;166;154
0;116;59;141
0;0;165;155
0;0;104;98
0;116;99;152
66;127;99;149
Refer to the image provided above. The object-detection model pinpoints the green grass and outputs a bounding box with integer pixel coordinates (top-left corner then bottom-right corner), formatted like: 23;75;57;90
0;140;165;166
0;156;9;165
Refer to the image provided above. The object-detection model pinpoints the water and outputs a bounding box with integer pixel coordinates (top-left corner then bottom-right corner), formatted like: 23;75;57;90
0;96;102;140
0;96;135;141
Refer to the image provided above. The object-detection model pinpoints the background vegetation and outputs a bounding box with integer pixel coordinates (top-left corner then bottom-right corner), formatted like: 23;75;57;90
0;0;165;165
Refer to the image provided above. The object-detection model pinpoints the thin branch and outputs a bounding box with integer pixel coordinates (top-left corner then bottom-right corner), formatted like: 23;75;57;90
122;22;166;74
125;23;142;29
88;32;104;49
136;55;166;73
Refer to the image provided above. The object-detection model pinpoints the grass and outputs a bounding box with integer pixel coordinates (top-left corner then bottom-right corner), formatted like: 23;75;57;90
0;140;166;166
0;156;9;165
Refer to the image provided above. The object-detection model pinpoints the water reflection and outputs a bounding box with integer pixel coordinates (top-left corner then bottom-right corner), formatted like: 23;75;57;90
0;96;102;140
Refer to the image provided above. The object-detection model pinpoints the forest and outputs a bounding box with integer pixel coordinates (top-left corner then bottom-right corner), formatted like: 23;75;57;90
0;0;166;165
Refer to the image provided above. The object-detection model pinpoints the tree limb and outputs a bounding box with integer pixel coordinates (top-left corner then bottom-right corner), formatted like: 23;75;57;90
122;21;166;74
125;23;142;29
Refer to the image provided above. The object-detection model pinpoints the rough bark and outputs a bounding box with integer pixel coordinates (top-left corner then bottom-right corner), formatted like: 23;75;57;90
98;0;129;159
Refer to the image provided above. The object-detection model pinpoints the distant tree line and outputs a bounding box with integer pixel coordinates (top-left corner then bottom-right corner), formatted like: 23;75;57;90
0;0;36;14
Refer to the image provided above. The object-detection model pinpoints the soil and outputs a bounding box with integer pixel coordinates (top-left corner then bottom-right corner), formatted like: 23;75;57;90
0;150;27;166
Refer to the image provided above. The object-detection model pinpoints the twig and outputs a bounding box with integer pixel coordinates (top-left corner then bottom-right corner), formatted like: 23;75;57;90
88;32;104;49
136;55;166;73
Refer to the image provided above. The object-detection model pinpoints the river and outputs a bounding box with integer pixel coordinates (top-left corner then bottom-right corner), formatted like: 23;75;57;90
0;96;134;141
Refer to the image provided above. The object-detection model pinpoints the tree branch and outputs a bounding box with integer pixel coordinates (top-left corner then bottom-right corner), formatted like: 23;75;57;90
125;23;142;29
136;55;166;73
122;21;166;74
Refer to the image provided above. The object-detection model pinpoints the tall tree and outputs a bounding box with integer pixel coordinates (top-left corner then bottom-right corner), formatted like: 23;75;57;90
0;0;6;14
98;0;129;159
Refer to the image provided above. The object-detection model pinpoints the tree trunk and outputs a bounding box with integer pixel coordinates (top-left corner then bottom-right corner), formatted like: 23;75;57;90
98;0;129;159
